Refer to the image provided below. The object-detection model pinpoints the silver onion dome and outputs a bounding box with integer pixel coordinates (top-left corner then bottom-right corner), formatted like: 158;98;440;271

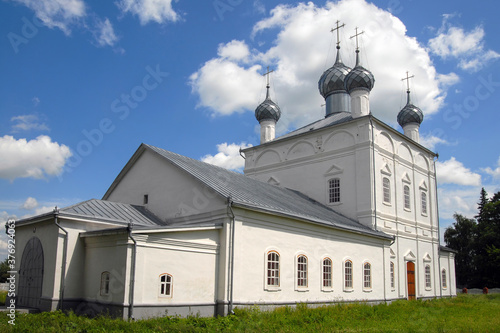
255;86;281;123
397;92;423;127
344;51;375;93
318;48;351;98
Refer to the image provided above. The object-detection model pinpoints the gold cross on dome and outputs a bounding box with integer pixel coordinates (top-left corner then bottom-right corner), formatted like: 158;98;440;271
331;20;345;48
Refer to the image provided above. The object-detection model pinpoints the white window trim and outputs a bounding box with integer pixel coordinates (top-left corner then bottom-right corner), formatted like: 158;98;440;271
420;191;428;216
321;257;333;292
159;273;173;298
295;253;309;292
403;184;411;211
390;261;396;291
424;265;432;291
441;269;447;289
264;249;281;291
343;258;354;292
327;177;342;206
382;177;392;206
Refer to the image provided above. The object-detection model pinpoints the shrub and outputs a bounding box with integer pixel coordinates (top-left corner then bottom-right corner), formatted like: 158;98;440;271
462;287;468;294
483;287;489;294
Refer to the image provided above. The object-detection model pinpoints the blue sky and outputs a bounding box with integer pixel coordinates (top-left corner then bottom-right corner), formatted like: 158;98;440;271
1;0;499;258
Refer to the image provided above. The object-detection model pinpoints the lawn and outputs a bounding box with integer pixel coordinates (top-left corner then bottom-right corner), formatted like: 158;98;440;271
1;294;499;332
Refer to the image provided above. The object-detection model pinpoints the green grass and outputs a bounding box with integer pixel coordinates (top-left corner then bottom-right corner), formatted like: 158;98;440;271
1;294;499;332
0;291;7;306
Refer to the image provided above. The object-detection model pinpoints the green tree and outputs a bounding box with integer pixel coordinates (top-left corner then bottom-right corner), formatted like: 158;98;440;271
0;258;9;283
444;213;477;287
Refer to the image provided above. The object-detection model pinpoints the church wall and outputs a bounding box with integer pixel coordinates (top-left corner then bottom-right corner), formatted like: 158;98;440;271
439;251;457;297
105;149;226;222
243;118;372;224
231;209;391;306
14;219;60;311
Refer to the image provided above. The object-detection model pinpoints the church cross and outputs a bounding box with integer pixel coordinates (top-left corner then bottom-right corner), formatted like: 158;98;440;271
401;71;415;93
350;27;364;51
262;66;274;88
331;20;345;48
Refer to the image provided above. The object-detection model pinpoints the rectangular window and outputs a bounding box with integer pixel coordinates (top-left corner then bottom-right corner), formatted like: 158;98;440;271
425;265;431;289
390;262;395;289
323;258;332;288
363;263;371;289
100;271;110;296
267;252;280;287
383;177;391;204
297;255;308;287
421;192;427;215
404;185;411;210
442;269;447;289
344;260;353;289
143;194;149;205
329;179;340;203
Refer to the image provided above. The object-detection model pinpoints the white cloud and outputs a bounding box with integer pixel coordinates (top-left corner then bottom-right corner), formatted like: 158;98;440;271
201;142;252;171
428;15;500;72
21;197;38;210
482;156;500;180
0;135;72;180
11;114;49;132
436;157;481;186
11;0;86;35
117;0;179;25
94;18;119;47
218;40;251;62
190;0;446;132
419;133;450;151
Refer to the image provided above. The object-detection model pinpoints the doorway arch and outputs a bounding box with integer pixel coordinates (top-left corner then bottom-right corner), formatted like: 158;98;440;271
18;237;44;308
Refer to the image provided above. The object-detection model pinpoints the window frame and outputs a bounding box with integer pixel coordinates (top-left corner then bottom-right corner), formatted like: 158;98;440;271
363;262;372;291
100;271;110;296
265;250;281;291
390;261;395;290
441;269;447;289
296;254;308;290
328;178;341;204
159;273;173;298
421;191;428;215
383;177;391;205
322;257;333;291
403;185;411;211
425;265;432;290
344;259;353;291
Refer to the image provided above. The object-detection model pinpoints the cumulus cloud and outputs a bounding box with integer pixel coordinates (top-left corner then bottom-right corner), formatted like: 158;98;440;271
419;133;452;151
11;0;86;35
190;0;448;133
21;197;39;210
438;187;480;222
11;114;49;132
436;157;481;186
201;142;252;171
0;135;72;181
428;15;500;72
482;156;500;180
117;0;179;25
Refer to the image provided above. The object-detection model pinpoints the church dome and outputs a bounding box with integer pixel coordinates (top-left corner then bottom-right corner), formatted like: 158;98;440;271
318;50;351;98
397;102;424;127
345;64;375;93
255;91;281;123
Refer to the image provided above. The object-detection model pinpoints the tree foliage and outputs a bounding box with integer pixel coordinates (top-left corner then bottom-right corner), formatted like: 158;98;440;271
445;188;500;288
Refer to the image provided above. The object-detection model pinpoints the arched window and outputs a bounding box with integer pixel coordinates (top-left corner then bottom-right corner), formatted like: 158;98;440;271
159;273;173;297
404;185;411;210
425;265;431;289
266;251;280;287
322;258;332;288
100;271;110;296
329;178;340;203
421;192;427;215
383;177;391;204
344;260;353;289
441;269;447;289
363;262;372;289
390;262;395;289
297;255;308;287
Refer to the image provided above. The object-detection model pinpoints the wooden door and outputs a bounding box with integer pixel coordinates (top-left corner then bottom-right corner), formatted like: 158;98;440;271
407;261;416;300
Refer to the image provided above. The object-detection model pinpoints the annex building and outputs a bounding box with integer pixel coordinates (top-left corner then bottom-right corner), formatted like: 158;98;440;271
12;27;456;319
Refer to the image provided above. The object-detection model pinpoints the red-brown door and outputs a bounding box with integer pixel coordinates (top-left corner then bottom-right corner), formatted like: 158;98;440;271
407;261;416;300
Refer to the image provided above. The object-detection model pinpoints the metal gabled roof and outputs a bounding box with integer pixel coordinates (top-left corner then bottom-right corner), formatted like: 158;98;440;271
60;199;166;226
144;144;390;239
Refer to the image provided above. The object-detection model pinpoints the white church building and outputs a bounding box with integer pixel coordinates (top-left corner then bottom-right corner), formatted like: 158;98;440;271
12;28;456;319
